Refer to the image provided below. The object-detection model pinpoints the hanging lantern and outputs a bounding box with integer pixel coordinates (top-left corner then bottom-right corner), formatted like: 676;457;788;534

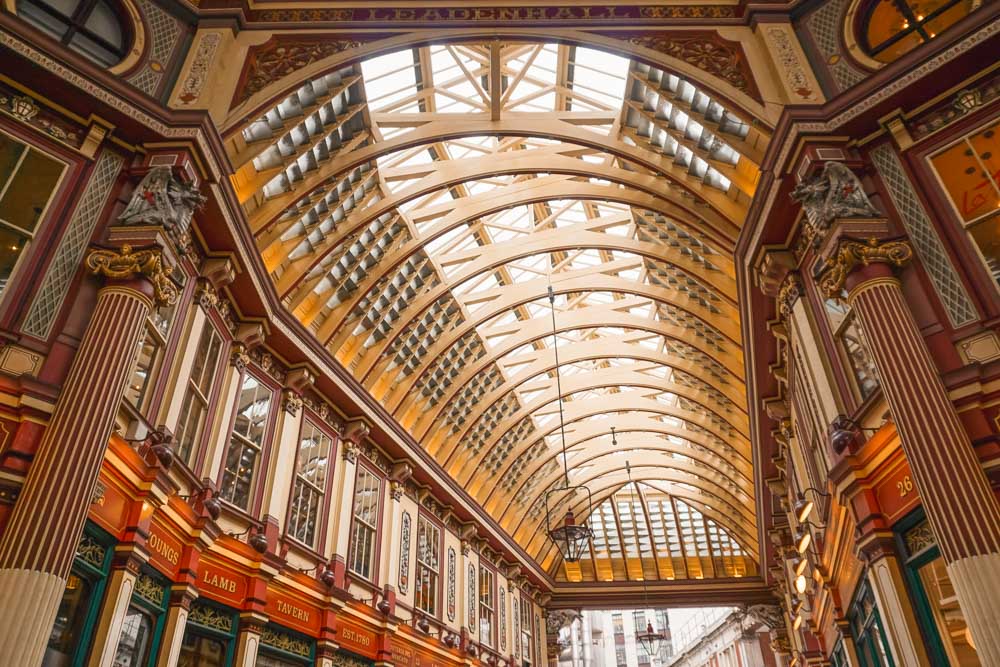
546;506;593;563
543;284;594;564
636;621;667;658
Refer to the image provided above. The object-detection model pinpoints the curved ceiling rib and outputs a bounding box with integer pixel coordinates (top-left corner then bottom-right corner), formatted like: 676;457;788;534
232;40;766;583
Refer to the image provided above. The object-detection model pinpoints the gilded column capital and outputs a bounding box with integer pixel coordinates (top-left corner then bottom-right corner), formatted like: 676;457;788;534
86;244;178;306
817;237;913;297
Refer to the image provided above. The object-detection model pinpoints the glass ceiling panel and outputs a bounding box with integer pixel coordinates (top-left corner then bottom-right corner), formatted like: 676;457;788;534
239;38;762;575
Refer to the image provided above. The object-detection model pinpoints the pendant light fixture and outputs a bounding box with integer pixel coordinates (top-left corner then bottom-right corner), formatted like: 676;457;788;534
626;461;667;659
544;285;594;564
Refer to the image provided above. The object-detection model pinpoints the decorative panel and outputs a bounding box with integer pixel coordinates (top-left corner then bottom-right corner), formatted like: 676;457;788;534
870;143;978;327
399;510;411;595
21;151;123;339
447;547;456;622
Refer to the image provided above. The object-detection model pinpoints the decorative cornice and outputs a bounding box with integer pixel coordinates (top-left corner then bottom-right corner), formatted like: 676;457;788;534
816;237;913;297
85;244;178;306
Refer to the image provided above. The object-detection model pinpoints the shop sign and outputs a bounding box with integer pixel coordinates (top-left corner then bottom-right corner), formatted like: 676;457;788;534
146;520;183;578
266;590;321;634
198;560;247;607
875;460;921;524
338;620;378;659
392;637;450;667
87;476;129;537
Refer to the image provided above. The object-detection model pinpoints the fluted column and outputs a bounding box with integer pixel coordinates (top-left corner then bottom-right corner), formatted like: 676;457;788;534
0;244;177;667
819;237;1000;664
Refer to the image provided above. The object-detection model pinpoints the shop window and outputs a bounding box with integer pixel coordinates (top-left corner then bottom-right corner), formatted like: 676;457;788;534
16;0;129;68
348;464;381;580
174;325;224;464
415;514;441;616
257;624;314;666
848;578;894;667
823;294;880;403
43;524;114;667
287;419;334;547
928;119;1000;292
861;0;975;64
479;566;495;648
113;570;168;667
0;131;65;301
897;514;980;665
220;373;273;511
179;600;236;667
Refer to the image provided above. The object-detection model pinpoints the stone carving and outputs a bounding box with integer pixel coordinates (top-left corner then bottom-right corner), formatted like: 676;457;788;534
235;38;363;105
746;604;783;630
119;167;206;247
86;244;178;306
791;162;881;240
626;33;758;100
817;237;913;297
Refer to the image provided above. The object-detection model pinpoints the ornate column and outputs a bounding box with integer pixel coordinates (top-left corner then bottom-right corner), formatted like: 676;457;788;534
325;419;368;589
380;461;412;614
87;549;147;667
0;244;177;666
155;583;198;667
816;235;1000;663
859;537;930;667
233;614;266;667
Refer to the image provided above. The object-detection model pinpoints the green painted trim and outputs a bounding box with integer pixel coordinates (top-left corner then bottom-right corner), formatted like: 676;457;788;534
68;522;116;667
258;623;316;664
893;508;951;666
184;600;238;665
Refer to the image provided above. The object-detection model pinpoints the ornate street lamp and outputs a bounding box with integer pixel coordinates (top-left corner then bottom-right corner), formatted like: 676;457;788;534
544;285;594;563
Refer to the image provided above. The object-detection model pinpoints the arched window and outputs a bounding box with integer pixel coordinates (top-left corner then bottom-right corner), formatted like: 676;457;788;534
862;0;976;64
16;0;129;68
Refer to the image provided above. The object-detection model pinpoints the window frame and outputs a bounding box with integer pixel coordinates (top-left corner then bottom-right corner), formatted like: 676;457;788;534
45;522;114;667
924;114;1000;299
478;563;497;649
14;0;133;68
0;126;68;315
859;0;968;64
847;575;896;667
172;319;226;469
285;414;338;549
414;511;443;617
217;369;277;514
520;593;534;667
347;460;384;583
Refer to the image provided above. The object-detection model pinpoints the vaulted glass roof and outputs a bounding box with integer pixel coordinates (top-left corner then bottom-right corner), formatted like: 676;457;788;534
230;40;766;582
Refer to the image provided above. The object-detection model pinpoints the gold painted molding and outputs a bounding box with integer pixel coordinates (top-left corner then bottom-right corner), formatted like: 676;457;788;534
818;237;913;297
85;244;178;306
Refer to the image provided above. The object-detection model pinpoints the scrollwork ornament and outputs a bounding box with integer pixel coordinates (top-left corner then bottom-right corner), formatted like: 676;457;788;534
194;277;219;310
776;273;802;320
86;244;178;306
282;391;303;416
817;238;914;297
230;342;250;373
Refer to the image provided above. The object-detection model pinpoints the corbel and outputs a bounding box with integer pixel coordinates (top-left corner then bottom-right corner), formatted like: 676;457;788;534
200;255;237;290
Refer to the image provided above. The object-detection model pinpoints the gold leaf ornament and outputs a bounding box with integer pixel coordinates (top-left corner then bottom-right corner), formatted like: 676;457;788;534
86;244;179;306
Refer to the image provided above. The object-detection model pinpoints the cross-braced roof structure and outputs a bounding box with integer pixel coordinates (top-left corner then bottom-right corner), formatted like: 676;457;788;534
229;41;766;582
